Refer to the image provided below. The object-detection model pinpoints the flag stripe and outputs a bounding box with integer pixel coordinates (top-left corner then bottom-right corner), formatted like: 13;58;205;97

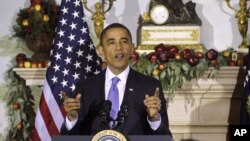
34;109;51;141
39;92;60;135
43;80;64;130
31;128;41;141
32;0;101;140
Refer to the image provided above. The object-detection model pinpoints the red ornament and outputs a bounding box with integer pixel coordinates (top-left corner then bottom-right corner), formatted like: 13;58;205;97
158;51;169;63
30;0;42;6
205;49;218;61
228;60;237;66
154;43;166;54
130;51;139;61
16;53;27;63
180;49;194;60
147;52;158;63
166;45;179;58
186;55;199;66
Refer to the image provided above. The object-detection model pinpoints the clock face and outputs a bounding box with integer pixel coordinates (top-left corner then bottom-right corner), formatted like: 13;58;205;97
150;5;169;25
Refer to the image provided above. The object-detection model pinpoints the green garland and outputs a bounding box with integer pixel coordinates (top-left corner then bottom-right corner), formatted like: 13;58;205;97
130;48;235;101
4;66;35;141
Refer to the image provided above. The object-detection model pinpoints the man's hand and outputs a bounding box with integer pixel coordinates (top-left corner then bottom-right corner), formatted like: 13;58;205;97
61;91;81;121
143;87;161;121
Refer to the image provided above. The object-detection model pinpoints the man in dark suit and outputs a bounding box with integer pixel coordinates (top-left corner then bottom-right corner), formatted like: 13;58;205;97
60;23;172;137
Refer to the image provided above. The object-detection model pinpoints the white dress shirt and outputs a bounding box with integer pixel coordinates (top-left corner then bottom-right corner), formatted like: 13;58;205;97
65;66;161;131
105;66;130;110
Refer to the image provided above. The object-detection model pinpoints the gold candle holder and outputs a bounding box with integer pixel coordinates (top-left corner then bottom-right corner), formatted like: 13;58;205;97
82;0;116;41
226;0;250;49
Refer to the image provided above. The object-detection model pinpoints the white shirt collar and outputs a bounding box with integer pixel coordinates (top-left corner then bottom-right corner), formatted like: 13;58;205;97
106;66;130;83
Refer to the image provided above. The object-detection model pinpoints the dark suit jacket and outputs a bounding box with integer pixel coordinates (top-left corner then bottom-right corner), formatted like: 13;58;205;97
60;68;172;136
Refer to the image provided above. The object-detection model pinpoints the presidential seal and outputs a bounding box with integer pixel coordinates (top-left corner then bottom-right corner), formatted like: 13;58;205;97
91;130;127;141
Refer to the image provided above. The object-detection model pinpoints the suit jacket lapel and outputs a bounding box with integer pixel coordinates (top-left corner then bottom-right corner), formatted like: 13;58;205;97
122;68;137;106
97;69;106;101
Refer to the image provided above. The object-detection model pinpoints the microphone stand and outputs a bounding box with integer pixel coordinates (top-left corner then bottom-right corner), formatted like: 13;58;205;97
110;117;116;129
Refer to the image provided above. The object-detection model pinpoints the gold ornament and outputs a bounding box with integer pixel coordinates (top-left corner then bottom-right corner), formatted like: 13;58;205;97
34;4;41;11
83;0;116;44
92;3;105;40
22;19;29;26
43;15;50;22
226;0;250;48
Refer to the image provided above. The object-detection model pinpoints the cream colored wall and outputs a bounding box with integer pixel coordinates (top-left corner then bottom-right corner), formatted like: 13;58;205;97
0;0;247;140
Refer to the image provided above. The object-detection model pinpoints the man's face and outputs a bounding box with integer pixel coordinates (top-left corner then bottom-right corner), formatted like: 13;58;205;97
101;27;134;75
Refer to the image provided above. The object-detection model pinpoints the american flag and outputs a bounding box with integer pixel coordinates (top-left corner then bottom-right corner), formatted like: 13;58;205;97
31;0;101;140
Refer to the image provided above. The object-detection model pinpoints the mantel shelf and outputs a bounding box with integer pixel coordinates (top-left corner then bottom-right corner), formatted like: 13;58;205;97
13;68;47;86
12;66;243;86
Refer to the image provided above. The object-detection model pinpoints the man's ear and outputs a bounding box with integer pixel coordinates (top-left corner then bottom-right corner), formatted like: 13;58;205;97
98;46;104;58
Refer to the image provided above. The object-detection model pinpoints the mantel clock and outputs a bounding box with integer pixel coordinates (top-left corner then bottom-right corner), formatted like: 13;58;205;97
137;0;203;52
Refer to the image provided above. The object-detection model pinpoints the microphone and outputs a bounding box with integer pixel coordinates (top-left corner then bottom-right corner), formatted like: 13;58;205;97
99;100;112;124
91;100;112;134
115;104;129;130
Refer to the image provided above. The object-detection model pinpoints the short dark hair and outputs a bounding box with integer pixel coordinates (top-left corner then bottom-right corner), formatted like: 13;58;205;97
100;23;132;46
